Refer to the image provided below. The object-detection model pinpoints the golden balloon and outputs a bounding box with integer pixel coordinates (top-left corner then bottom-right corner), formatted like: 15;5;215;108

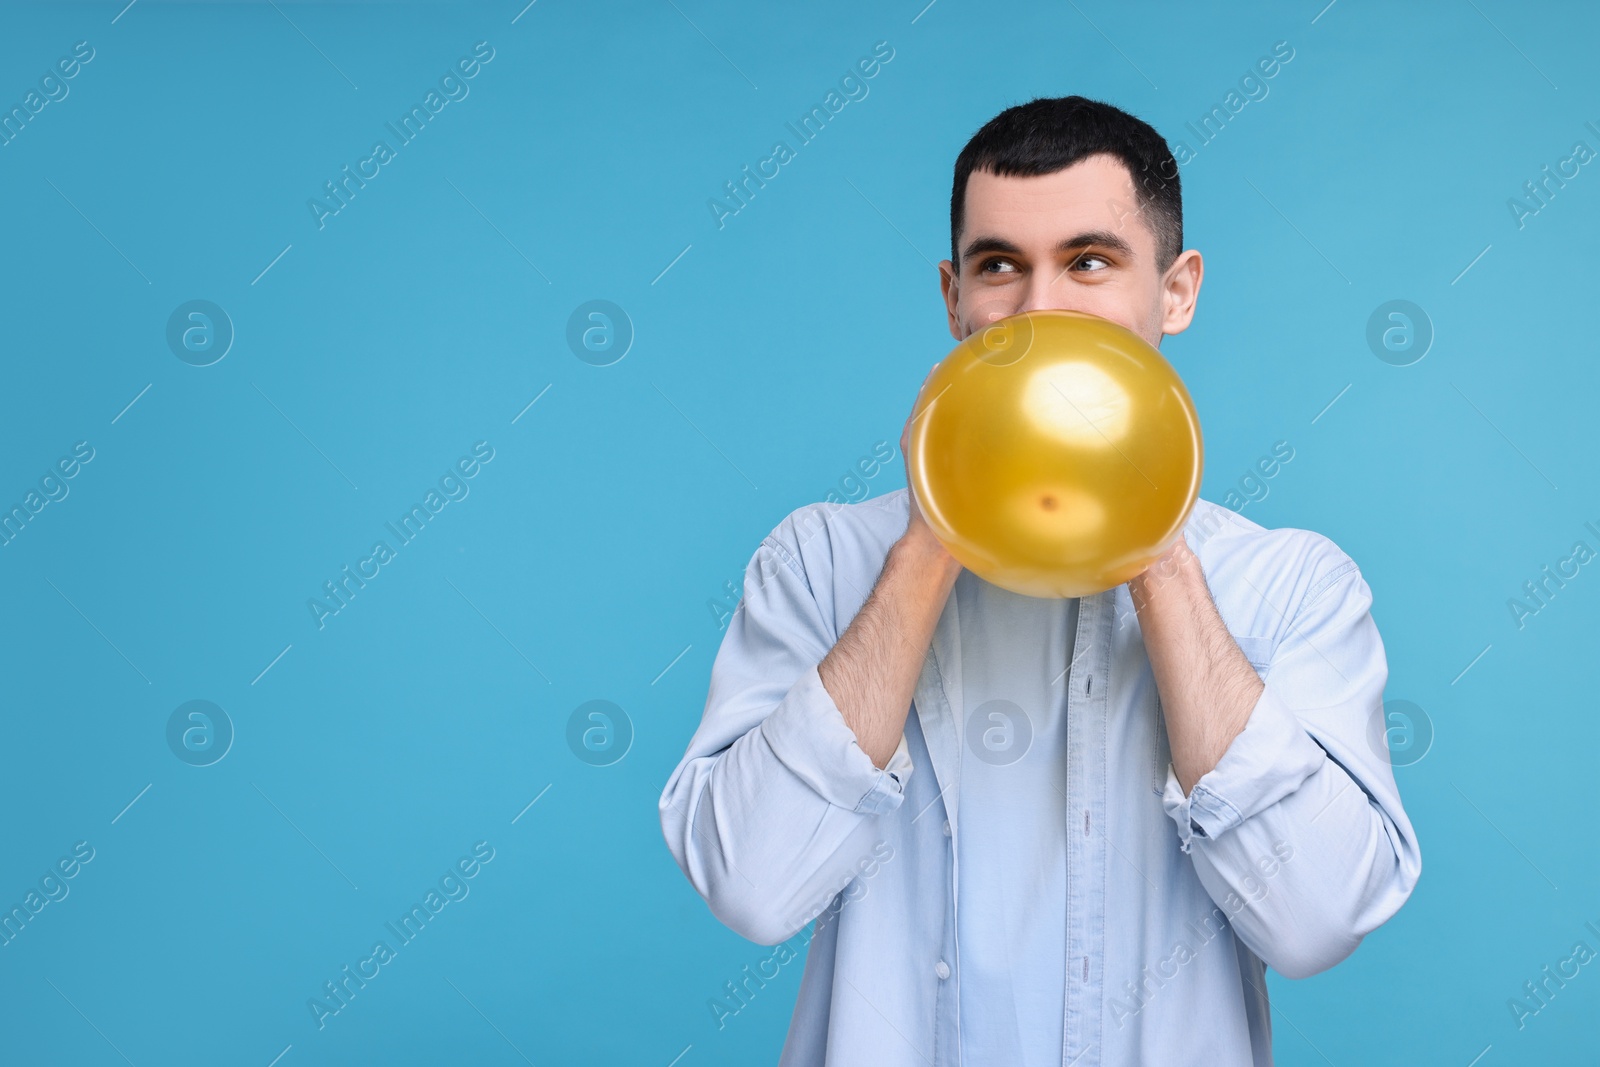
907;309;1203;598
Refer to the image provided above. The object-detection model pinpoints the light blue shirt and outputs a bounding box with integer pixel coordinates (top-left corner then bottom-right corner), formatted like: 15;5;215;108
660;488;1422;1066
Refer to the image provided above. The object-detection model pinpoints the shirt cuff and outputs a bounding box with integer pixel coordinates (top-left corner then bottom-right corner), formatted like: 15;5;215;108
1161;682;1327;853
761;663;913;816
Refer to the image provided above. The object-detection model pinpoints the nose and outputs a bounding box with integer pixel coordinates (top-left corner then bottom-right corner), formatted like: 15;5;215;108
1019;267;1086;315
966;269;1090;332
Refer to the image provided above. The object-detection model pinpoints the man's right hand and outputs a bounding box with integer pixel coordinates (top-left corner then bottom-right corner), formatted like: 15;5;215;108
899;363;961;567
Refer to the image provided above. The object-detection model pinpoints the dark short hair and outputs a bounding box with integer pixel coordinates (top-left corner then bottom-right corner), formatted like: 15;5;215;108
950;95;1182;270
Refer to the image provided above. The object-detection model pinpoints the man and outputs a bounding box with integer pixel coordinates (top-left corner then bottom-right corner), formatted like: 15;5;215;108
659;95;1421;1067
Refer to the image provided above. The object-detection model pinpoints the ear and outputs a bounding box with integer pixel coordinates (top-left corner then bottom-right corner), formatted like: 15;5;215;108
1160;248;1204;337
938;259;963;342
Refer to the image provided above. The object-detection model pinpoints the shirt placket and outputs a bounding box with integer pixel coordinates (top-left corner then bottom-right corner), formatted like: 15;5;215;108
1062;588;1112;1067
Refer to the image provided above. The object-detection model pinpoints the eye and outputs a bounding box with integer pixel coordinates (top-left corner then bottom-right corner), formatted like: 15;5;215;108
1071;253;1111;272
977;257;1018;275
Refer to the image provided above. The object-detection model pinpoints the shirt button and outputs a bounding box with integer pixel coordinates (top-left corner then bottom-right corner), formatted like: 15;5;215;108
935;960;951;980
942;819;952;837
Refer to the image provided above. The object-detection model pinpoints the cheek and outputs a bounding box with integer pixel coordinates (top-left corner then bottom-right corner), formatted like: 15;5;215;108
963;291;1019;333
1141;284;1175;337
1072;296;1148;338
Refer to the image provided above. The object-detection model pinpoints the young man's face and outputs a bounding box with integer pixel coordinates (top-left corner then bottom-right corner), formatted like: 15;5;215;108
938;153;1203;349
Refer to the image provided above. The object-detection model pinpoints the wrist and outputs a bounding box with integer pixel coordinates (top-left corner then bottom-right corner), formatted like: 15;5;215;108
895;525;963;584
1129;536;1202;612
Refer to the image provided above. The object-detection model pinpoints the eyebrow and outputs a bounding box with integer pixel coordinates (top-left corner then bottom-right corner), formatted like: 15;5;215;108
961;229;1136;266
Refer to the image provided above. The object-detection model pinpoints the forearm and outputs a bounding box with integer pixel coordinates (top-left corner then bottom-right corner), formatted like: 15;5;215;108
661;516;930;946
1130;536;1263;796
1136;531;1422;977
818;527;961;769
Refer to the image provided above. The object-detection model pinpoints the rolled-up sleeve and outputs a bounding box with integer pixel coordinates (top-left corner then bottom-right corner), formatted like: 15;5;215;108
1160;681;1328;853
762;668;914;816
659;516;913;946
1159;552;1423;980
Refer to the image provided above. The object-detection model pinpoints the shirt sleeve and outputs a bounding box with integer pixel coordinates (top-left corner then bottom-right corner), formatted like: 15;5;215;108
1158;551;1423;979
659;514;914;946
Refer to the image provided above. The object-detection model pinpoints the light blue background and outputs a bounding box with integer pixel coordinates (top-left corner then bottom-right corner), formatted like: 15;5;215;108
1;0;1596;1063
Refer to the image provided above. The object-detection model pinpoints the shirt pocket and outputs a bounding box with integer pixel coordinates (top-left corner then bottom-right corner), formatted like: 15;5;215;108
1150;634;1276;794
1234;634;1275;679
